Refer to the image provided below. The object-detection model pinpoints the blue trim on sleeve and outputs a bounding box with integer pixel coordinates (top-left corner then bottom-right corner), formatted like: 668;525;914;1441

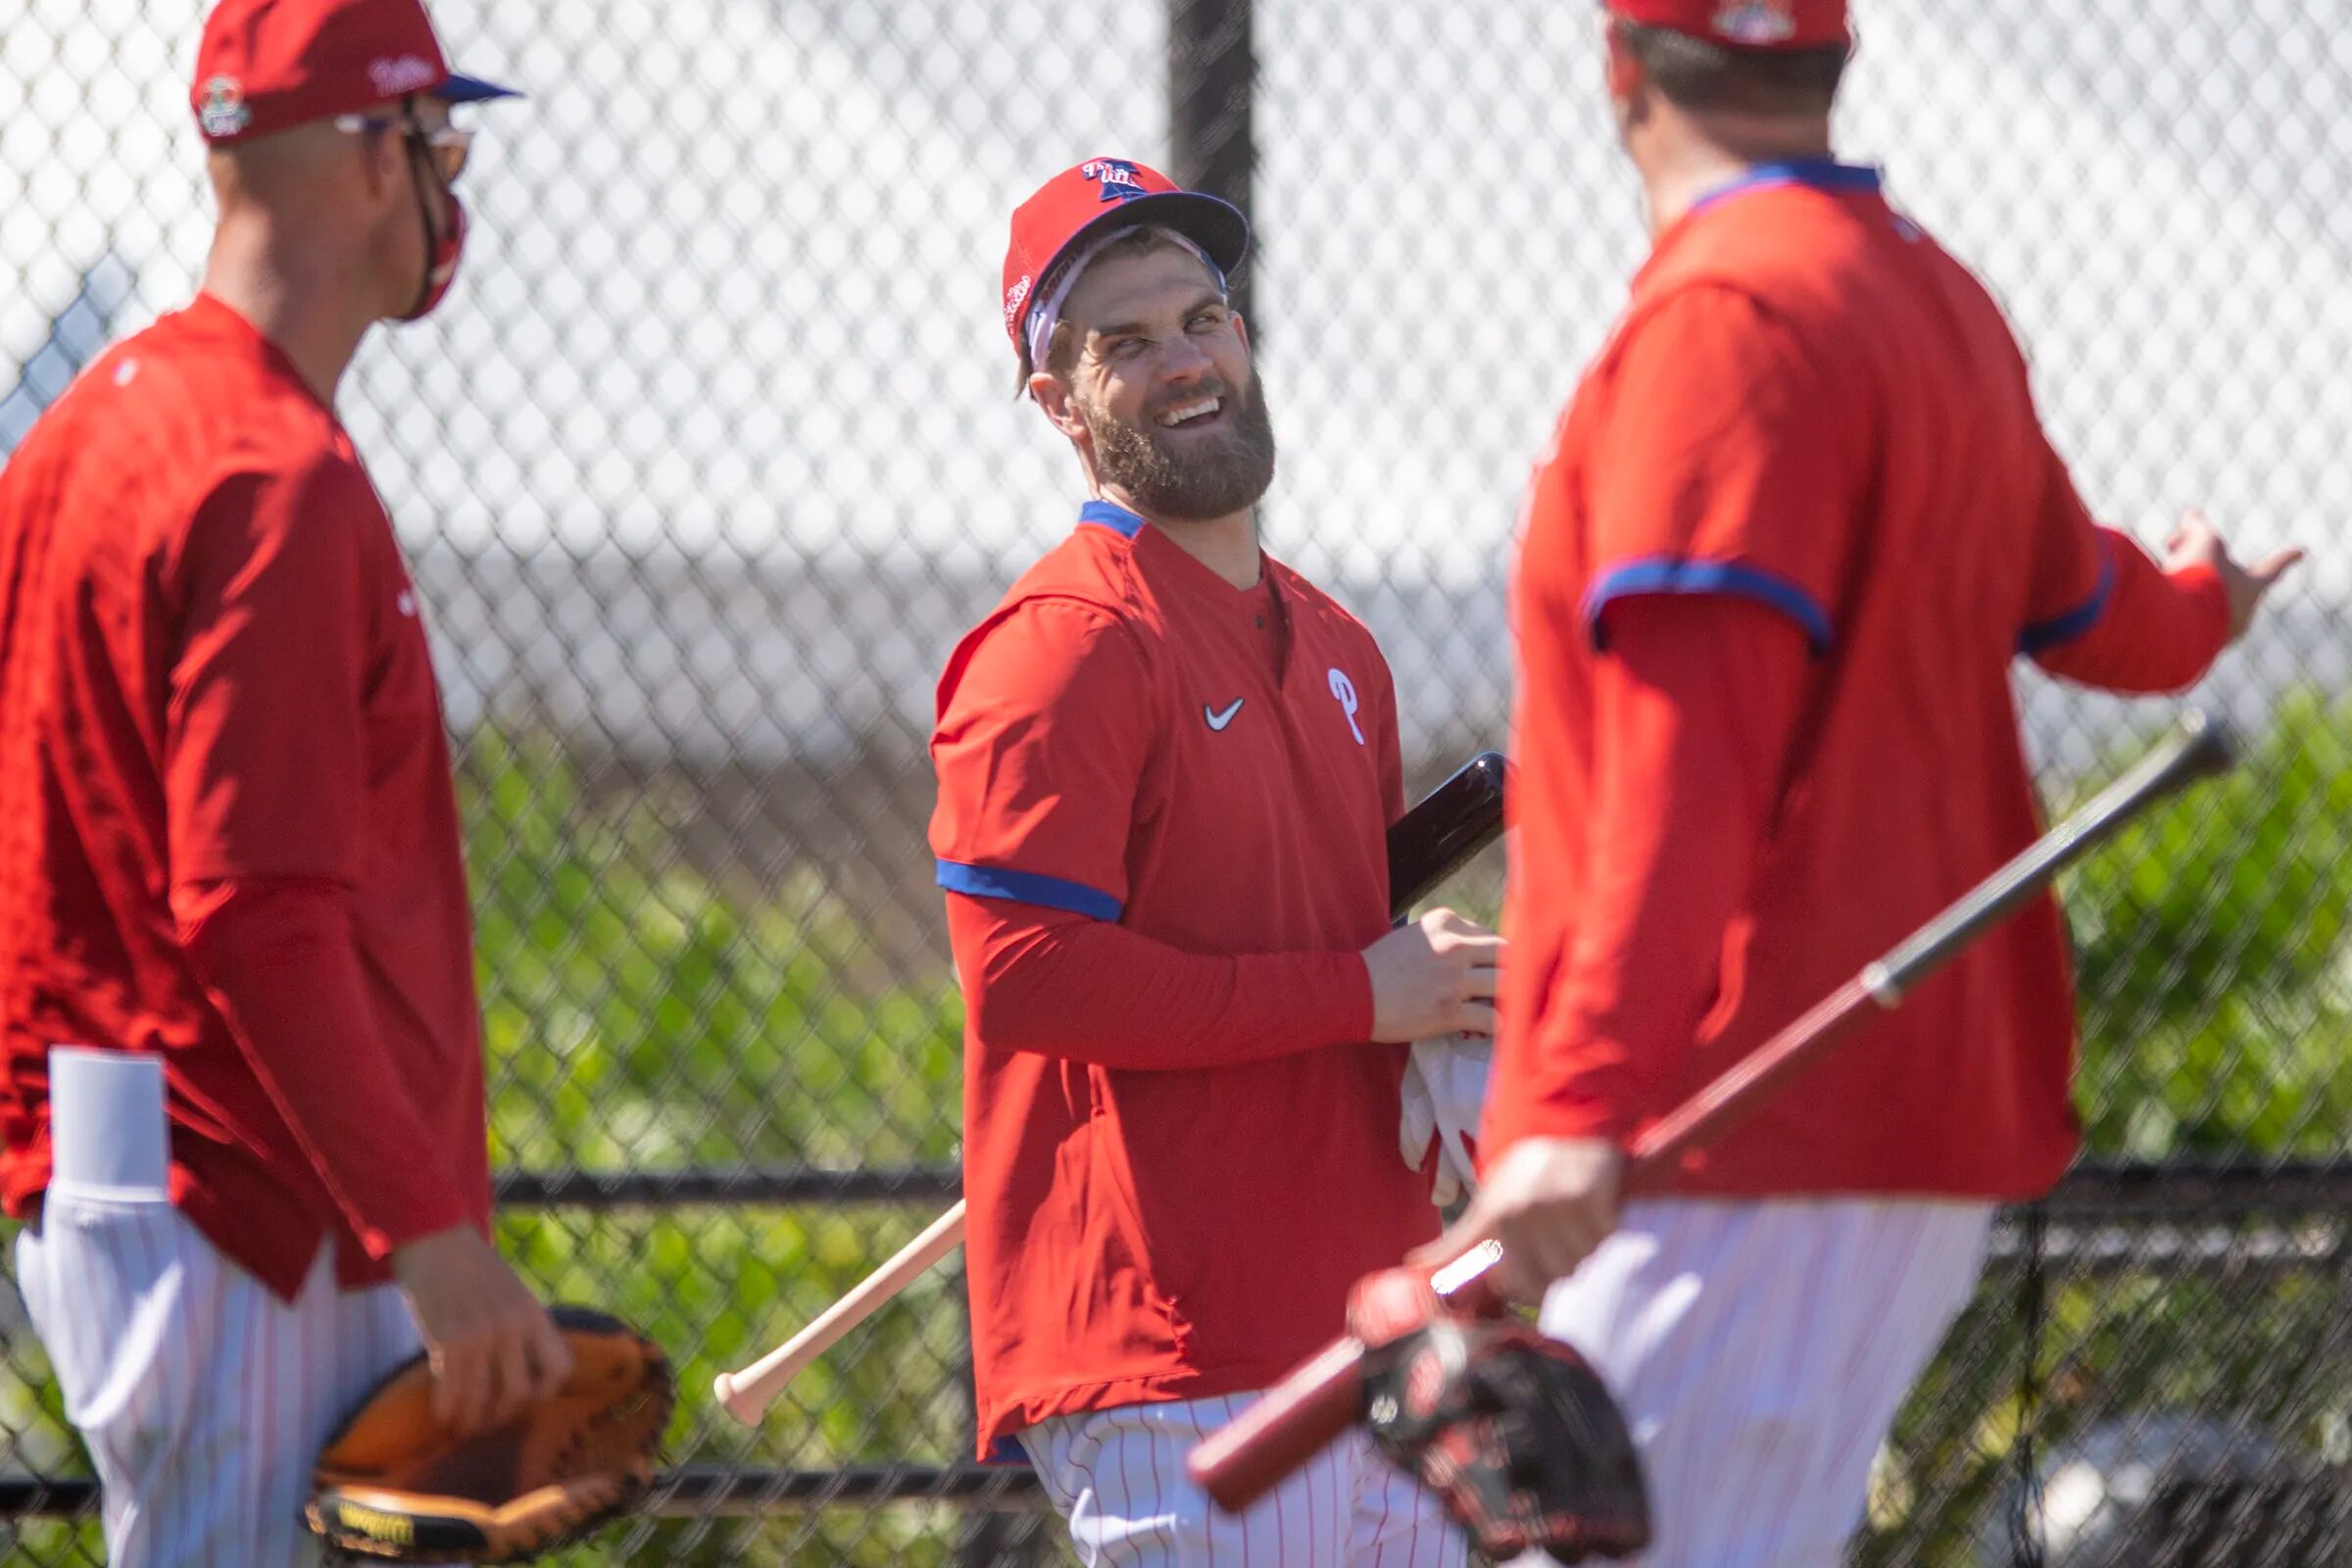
2019;542;2118;655
1077;499;1146;538
1584;557;1835;655
981;1435;1033;1467
1689;161;1884;218
936;860;1123;922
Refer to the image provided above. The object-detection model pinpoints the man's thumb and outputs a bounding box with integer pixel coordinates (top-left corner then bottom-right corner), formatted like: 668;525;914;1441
2252;546;2306;585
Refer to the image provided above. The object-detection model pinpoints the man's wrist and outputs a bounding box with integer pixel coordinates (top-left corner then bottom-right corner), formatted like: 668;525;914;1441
2166;561;2231;644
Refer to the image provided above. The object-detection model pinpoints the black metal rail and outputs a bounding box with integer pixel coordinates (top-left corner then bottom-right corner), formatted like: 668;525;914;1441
493;1165;963;1208
492;1160;2352;1215
0;1467;1045;1522
11;1160;2350;1524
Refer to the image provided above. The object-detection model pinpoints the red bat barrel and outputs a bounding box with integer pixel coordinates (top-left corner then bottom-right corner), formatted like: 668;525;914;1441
1186;1234;1515;1510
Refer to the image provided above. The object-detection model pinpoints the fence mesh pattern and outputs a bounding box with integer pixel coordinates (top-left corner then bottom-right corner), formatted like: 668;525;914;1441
3;0;2348;1563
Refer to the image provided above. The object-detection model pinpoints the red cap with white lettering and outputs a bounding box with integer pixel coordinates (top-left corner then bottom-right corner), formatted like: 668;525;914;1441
1003;158;1250;377
1606;0;1851;50
191;0;519;145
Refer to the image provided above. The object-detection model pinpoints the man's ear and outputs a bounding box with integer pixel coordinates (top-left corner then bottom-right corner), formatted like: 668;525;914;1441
1231;311;1250;355
1028;370;1090;441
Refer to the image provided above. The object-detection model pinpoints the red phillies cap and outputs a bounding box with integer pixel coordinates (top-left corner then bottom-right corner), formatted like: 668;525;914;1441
1606;0;1851;49
1002;157;1250;373
192;0;520;144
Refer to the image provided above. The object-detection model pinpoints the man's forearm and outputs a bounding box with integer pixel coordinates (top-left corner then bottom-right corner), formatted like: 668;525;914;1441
2031;530;2230;693
947;895;1373;1069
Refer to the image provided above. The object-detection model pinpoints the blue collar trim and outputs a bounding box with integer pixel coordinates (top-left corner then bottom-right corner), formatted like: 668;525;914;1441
1688;160;1883;218
1078;499;1147;539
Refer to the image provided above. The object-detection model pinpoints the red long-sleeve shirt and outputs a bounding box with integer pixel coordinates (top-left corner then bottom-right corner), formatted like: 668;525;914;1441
1490;166;2230;1197
930;502;1437;1454
0;295;489;1299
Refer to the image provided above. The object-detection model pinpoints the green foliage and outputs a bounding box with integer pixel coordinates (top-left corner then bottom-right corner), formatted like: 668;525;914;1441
462;729;966;1174
5;705;2345;1564
2068;695;2352;1159
1861;694;2352;1566
456;731;982;1564
465;705;2352;1564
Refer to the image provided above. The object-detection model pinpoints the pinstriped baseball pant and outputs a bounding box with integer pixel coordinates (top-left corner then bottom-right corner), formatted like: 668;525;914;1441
1518;1198;1994;1568
1021;1391;1470;1567
15;1185;437;1567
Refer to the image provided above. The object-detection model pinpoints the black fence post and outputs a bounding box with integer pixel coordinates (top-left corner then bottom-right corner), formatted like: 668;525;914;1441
1167;0;1258;329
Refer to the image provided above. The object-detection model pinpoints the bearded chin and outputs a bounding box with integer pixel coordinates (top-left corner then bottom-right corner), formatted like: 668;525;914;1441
1084;373;1279;522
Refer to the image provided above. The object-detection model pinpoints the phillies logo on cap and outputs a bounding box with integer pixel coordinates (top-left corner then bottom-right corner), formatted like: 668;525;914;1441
368;53;441;95
1712;0;1798;42
1080;159;1149;204
197;76;253;138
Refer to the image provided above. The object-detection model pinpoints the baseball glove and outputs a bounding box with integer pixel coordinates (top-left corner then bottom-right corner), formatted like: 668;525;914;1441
1359;1309;1651;1564
305;1306;674;1564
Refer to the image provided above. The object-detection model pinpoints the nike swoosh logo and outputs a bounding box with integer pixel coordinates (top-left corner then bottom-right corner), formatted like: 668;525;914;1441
1204;698;1246;731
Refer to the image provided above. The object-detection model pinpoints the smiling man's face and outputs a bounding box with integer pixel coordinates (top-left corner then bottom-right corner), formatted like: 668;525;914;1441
1048;237;1277;522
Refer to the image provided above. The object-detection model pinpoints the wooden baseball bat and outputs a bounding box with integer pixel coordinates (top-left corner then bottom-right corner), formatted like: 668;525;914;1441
714;1200;967;1424
712;751;1511;1427
1188;710;2237;1512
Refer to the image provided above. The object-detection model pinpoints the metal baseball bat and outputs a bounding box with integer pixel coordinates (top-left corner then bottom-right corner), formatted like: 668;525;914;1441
1189;710;2237;1512
713;751;1511;1427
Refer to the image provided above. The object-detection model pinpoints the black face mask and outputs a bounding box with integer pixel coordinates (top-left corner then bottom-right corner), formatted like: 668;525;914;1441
395;118;467;322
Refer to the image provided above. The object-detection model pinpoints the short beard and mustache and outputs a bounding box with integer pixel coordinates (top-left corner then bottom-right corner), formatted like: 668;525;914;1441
1077;368;1279;522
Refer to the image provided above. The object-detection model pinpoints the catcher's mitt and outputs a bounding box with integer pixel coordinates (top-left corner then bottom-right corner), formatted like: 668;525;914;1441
1359;1308;1651;1564
305;1306;674;1564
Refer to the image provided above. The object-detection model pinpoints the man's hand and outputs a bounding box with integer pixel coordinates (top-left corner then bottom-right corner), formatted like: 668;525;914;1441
1361;908;1502;1043
2164;508;2302;642
391;1225;575;1434
1408;1137;1624;1303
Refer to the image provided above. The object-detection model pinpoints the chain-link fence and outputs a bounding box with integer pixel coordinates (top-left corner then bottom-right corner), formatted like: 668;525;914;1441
3;0;2348;1562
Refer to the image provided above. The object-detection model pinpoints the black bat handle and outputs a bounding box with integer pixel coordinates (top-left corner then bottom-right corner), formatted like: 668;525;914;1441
1385;751;1508;917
